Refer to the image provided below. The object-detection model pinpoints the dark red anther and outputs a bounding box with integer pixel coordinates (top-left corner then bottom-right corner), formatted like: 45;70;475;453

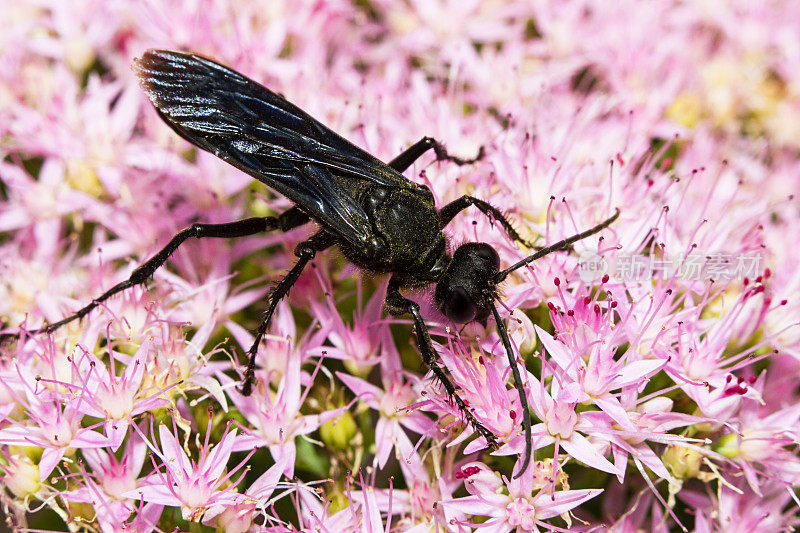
723;384;747;397
455;465;482;479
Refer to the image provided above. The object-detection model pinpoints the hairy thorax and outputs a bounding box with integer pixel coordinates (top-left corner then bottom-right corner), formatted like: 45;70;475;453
339;185;447;280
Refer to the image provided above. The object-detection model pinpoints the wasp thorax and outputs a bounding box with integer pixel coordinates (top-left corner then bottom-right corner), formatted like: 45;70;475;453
435;242;500;324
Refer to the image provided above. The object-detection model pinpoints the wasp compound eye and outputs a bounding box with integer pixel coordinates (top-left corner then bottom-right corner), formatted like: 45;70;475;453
452;242;500;274
443;286;477;323
474;243;500;270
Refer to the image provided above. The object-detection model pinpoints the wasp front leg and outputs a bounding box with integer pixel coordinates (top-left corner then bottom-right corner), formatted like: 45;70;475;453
385;279;500;450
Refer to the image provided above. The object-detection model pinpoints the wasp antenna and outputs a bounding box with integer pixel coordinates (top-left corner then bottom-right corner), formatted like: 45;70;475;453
494;208;620;283
490;302;532;479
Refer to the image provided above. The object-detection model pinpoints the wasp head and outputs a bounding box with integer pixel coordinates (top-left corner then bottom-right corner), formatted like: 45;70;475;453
434;243;500;324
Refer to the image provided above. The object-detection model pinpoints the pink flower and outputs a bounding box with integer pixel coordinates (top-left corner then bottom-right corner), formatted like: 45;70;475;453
124;421;253;523
208;456;290;532
715;379;800;493
296;480;359;532
64;429;163;532
691;480;800;532
0;364;110;480
498;369;622;477
353;433;468;531
309;278;390;375
424;332;521;450
338;352;431;469
43;339;170;449
442;460;602;532
229;347;344;477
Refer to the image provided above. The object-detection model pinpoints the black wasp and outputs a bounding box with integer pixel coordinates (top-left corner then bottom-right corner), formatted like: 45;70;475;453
10;50;618;478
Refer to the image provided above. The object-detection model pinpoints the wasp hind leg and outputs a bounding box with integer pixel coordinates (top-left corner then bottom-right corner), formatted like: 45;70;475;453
240;230;335;396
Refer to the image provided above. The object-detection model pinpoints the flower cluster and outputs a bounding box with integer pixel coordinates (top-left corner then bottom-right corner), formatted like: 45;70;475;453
1;1;799;532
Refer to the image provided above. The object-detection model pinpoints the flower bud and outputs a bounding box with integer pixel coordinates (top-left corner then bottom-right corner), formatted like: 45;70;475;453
663;444;702;479
320;411;358;451
3;455;40;498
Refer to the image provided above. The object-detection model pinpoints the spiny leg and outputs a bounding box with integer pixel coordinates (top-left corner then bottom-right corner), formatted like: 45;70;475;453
385;279;500;449
240;230;335;396
388;137;485;173
439;195;536;248
4;207;310;339
433;144;485;166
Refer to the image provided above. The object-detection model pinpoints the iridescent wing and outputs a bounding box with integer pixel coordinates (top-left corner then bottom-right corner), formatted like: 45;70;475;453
134;49;413;248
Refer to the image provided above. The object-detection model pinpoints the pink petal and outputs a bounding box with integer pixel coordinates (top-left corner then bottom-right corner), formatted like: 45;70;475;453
104;418;129;450
269;442;296;477
248;455;288;498
611;359;666;388
443;494;508;516
123;484;181;506
561;433;621;475
337;372;383;409
157;425;191;477
373;417;394;469
71;428;112;448
39;447;65;480
533;488;603;519
202;428;237;480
